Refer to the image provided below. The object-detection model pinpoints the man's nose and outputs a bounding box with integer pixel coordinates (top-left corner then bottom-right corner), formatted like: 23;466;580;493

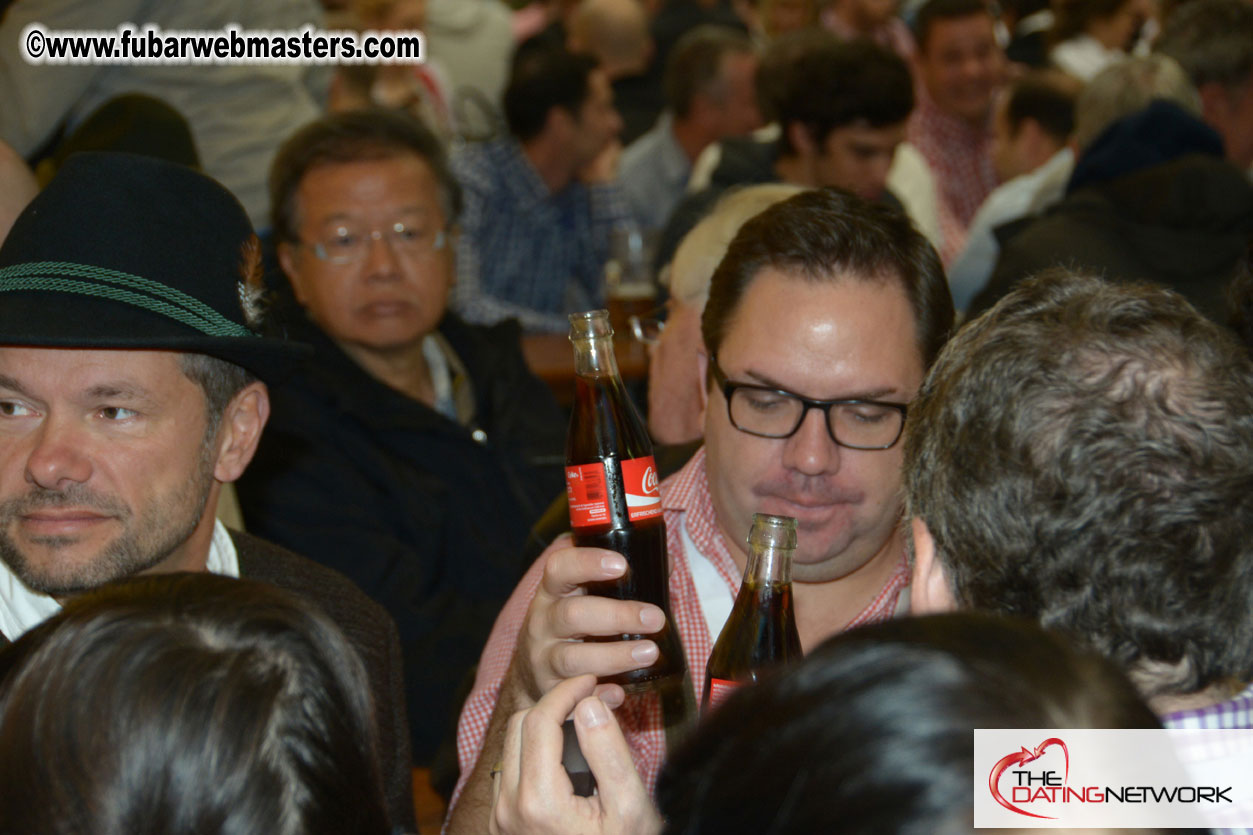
781;407;841;477
25;417;93;490
959;53;987;81
363;231;403;281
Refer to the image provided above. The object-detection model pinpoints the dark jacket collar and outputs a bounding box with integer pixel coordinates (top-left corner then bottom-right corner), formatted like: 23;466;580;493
282;312;482;434
1068;100;1225;194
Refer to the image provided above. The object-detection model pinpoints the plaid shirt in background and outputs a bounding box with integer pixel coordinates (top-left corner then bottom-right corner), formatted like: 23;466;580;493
907;95;998;266
1163;684;1253;834
448;138;634;333
449;448;911;808
1163;683;1253;730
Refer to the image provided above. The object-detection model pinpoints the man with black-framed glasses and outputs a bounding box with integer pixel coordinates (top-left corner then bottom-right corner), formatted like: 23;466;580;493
236;109;568;768
708;357;909;450
446;187;955;832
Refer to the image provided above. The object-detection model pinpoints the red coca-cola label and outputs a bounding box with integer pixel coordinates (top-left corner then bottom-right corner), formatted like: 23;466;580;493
706;677;739;711
620;455;662;522
566;462;611;528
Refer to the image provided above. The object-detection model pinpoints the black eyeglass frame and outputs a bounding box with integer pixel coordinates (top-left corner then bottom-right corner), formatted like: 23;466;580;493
710;356;909;450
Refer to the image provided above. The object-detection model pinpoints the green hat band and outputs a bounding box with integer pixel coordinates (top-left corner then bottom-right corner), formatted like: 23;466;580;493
0;261;254;339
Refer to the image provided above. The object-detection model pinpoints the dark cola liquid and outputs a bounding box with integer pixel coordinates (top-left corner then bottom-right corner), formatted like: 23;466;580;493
701;579;801;710
580;521;686;690
568;374;687;691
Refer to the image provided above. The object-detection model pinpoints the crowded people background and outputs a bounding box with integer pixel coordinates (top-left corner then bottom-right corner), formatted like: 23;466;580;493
0;0;1251;831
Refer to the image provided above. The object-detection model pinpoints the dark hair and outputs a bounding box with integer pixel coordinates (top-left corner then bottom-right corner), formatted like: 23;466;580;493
1004;69;1080;143
268;108;462;246
776;39;914;155
503;48;600;142
754;29;839;124
905;270;1253;698
1050;0;1138;44
1227;235;1253;355
179;352;258;437
701;187;954;370
656;612;1160;834
1155;0;1253;90
664;26;756;118
0;573;390;835
915;0;996;51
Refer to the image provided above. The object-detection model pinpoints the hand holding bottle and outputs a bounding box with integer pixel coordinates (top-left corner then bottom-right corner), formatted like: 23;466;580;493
489;674;662;835
514;537;669;703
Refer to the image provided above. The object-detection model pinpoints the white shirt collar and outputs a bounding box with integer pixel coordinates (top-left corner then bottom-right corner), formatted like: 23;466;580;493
0;519;240;642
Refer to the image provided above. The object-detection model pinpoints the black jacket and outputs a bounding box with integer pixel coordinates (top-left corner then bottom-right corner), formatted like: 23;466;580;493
972;102;1253;320
237;313;567;763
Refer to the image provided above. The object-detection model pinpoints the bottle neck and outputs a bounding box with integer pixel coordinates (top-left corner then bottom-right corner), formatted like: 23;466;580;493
571;333;622;380
744;541;793;586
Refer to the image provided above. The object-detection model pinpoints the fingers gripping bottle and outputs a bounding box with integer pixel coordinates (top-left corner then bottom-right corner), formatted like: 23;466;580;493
565;310;687;691
701;513;802;712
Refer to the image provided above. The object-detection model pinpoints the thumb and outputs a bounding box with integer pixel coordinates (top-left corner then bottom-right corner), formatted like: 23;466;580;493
573;697;661;833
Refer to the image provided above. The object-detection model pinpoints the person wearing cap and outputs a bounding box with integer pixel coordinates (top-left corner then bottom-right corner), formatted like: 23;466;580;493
0;151;416;831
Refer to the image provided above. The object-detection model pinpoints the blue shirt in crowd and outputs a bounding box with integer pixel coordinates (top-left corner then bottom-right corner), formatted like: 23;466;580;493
449;137;633;333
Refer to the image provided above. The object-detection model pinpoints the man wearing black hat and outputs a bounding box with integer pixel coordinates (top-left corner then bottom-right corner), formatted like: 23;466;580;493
0;152;416;831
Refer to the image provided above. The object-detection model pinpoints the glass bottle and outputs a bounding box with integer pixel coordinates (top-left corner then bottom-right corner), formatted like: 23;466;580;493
565;310;687;691
702;513;802;712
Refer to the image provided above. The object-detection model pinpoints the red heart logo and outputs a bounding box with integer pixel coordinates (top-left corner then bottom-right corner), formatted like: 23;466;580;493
988;737;1070;819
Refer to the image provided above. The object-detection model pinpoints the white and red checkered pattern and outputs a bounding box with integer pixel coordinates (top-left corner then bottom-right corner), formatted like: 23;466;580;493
449;447;910;809
908;94;998;266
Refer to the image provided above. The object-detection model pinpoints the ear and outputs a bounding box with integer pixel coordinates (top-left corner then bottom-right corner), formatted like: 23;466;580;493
1017;118;1059;170
212;382;271;483
909;516;958;614
277;241;309;307
546;106;576;141
1197;81;1231;133
444;227;459;287
786;120;817;158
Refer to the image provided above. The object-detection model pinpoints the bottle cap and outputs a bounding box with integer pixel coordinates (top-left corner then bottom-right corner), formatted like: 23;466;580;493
748;513;797;550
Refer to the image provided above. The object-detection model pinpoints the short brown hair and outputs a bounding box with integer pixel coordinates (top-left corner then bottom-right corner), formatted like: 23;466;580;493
701;188;953;371
906;270;1253;698
664;26;756;118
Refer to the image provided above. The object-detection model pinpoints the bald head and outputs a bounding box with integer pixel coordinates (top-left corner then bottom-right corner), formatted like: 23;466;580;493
568;0;652;79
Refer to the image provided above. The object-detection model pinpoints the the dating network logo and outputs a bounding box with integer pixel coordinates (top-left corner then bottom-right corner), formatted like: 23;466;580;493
976;728;1245;829
988;737;1070;819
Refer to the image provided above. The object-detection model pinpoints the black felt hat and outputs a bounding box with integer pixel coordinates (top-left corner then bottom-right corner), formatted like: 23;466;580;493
0;152;308;383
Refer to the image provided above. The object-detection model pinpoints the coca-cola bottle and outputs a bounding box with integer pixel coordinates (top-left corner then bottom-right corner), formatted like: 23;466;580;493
701;513;802;712
565;309;686;691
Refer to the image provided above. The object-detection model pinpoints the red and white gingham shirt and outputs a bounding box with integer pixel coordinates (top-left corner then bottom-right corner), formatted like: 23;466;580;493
907;94;998;266
449;447;910;806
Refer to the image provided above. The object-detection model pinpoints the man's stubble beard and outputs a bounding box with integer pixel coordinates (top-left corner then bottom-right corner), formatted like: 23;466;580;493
0;433;218;597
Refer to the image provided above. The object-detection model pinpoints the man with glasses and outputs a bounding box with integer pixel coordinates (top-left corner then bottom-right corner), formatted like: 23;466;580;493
445;187;954;832
236;110;568;766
